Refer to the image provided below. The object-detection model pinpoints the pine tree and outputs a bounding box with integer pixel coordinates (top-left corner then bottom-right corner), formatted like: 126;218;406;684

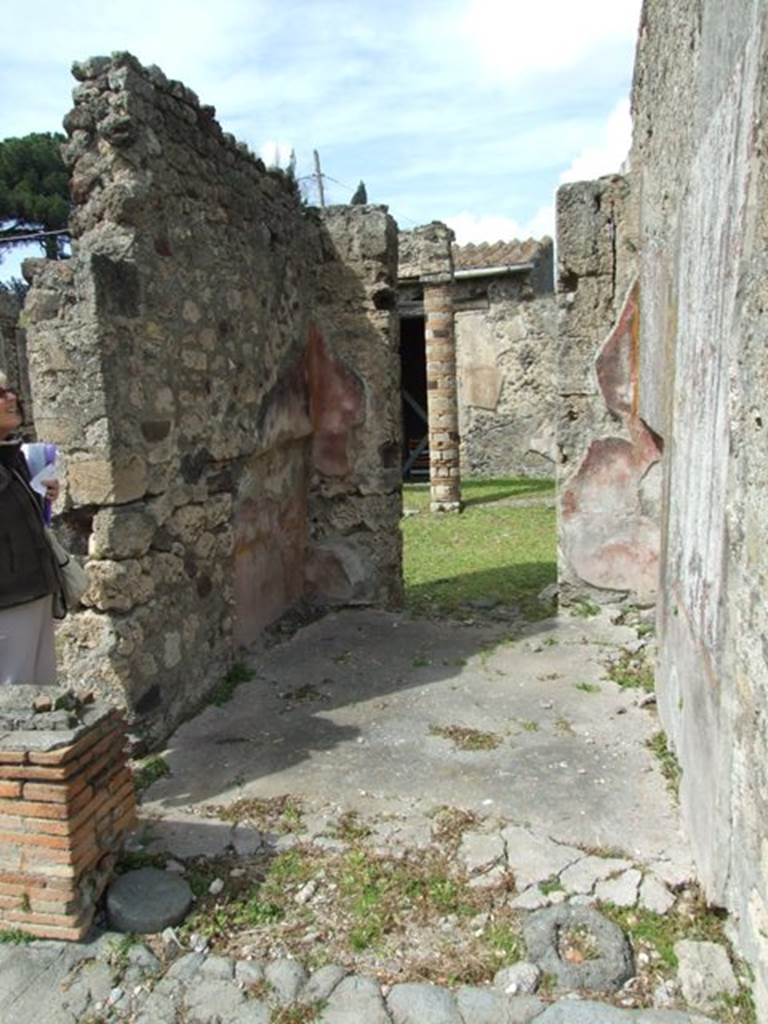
350;180;368;205
0;133;70;261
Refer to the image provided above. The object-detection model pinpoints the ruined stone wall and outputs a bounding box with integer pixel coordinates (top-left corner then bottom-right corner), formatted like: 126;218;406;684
454;276;557;478
23;54;401;740
307;206;402;607
630;0;768;1010
555;175;661;605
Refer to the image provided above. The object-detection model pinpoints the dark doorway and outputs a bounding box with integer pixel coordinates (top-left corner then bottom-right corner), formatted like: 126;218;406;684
400;314;429;478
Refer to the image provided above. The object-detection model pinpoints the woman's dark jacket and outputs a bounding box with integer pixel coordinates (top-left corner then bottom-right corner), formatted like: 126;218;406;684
0;440;59;610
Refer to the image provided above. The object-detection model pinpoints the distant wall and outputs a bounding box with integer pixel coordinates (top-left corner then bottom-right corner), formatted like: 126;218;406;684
23;54;401;740
455;274;557;478
632;0;768;1012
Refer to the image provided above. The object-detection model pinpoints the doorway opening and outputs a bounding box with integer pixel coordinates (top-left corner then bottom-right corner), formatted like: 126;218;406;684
400;314;429;479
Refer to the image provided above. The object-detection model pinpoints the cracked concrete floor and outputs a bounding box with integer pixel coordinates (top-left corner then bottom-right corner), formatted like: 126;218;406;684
141;605;691;877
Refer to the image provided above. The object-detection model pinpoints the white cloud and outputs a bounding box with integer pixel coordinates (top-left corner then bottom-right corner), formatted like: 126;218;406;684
259;140;294;168
446;203;555;244
463;0;642;81
559;97;632;183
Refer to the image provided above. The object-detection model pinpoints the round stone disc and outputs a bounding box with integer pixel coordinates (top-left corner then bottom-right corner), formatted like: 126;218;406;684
107;867;193;933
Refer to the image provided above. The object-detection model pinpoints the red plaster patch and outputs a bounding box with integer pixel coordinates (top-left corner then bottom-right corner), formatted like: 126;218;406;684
306;323;365;477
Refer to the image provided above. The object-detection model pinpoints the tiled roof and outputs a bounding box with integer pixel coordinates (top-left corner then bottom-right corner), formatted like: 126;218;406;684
452;237;549;271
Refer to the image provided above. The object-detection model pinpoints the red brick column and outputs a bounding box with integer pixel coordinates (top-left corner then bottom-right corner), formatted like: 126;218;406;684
424;281;461;511
0;709;135;939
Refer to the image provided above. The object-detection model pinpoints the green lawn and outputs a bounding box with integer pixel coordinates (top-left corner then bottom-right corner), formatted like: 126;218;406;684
402;477;557;618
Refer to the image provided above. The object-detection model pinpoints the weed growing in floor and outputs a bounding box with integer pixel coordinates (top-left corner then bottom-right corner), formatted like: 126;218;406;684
574;682;601;693
715;985;757;1024
516;719;540;732
646;731;682;798
332;810;372;842
429;724;502;751
133;754;170;795
116;849;168;874
484;920;525;962
213;794;304;833
107;933;139;973
271;1005;326;1024
210;662;256;706
555;717;575;735
570;599;601;618
0;928;33;944
539;875;564;895
430;806;483;849
606;649;655;692
600;890;727;970
559;923;599;962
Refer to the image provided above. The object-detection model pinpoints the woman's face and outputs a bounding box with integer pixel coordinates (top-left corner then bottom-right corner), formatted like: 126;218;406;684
0;385;22;439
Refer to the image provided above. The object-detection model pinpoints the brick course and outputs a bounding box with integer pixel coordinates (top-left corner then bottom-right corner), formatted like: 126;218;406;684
0;709;135;939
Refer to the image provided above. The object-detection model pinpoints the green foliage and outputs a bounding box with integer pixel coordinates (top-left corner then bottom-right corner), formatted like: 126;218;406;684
350;180;367;204
606;648;655;692
484;921;525;961
570;598;601;618
210;662;255;706
0;133;69;260
133;754;170;795
646;731;682;797
600;897;726;970
574;682;601;693
0;928;34;944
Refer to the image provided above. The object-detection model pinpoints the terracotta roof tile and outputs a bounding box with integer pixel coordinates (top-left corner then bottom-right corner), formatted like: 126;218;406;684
452;236;550;271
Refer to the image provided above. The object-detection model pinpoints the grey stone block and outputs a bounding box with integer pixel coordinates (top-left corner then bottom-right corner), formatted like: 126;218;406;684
300;963;348;1003
387;981;462;1023
675;940;738;1010
107;867;193;933
264;957;308;1005
319;974;390;1023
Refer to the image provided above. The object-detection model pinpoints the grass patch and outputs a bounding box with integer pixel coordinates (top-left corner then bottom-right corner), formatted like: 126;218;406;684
539;875;564;895
402;477;555;618
178;841;526;988
574;682;601;694
484;921;525;962
600;893;727;970
133;754;170;795
210;662;256;706
429;725;502;751
646;731;682;798
607;649;655;692
516;719;540;733
0;928;33;944
570;599;601;618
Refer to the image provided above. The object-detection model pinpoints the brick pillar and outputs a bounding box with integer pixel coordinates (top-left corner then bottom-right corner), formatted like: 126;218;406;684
424;281;461;511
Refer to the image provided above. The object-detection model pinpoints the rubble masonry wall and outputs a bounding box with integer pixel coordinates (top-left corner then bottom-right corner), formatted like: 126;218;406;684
631;0;768;1011
455;275;557;478
22;54;401;741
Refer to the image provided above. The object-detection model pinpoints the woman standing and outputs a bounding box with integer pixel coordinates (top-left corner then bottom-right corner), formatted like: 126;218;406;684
0;371;60;684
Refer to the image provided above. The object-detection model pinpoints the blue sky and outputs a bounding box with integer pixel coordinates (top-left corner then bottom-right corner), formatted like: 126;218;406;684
0;0;642;280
